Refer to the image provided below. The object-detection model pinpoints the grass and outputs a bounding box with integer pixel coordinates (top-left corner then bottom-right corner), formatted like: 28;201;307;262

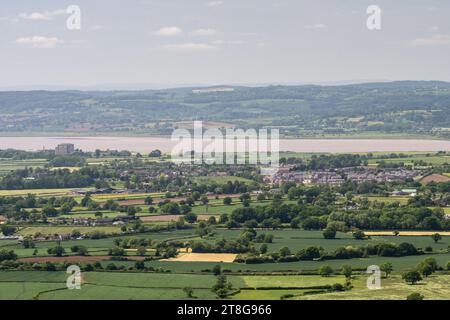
0;159;48;176
232;289;312;300
90;252;450;273
92;192;165;202
361;195;411;205
368;155;450;166
0;188;89;197
1;267;450;299
296;274;450;300
240;275;345;288
17;226;122;237
0;271;244;300
193;176;254;185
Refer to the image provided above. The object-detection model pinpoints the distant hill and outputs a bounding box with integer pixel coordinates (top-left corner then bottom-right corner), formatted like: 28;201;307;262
0;81;449;138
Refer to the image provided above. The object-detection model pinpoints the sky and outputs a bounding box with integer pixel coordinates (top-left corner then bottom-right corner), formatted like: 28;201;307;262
0;0;449;89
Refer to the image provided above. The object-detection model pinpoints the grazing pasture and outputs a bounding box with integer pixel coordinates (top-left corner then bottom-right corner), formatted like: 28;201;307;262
297;274;450;300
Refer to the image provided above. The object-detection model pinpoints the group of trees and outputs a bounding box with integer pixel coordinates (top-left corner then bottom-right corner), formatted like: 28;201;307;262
0;167;102;190
224;193;450;231
280;154;367;169
236;242;421;264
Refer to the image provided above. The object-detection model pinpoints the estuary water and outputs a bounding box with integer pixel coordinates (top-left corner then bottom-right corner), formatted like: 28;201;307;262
0;136;449;153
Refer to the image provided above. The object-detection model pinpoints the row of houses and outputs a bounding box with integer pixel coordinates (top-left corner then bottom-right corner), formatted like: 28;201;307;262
342;167;420;183
55;215;137;226
265;170;345;185
265;166;420;185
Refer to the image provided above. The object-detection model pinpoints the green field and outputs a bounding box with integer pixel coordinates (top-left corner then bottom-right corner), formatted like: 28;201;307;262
368;155;450;166
17;226;123;237
2;270;449;300
0;188;89;197
0;271;243;300
0;159;48;176
297;274;450;300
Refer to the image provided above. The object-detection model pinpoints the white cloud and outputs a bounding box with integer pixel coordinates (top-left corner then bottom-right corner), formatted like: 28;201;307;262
157;43;217;51
16;36;63;48
427;26;440;32
206;1;223;7
305;23;327;29
155;26;182;37
411;35;450;46
90;25;103;30
190;28;217;36
18;9;65;21
212;40;244;45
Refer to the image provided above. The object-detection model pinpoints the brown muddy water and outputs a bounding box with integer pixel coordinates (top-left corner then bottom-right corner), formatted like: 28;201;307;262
0;136;449;153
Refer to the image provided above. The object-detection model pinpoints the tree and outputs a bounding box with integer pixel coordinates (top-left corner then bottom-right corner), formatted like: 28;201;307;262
0;250;17;262
256;193;266;201
144;196;153;205
200;196;209;206
319;265;334;277
260;243;268;254
186;197;195;206
279;246;291;257
185;212;198;223
42;206;59;217
149;149;162;157
402;271;422;285
380;262;393;278
22;237;35;249
212;275;233;299
223;197;232;205
71;230;81;238
207;216;217;225
81;195;92;207
183;287;194;298
47;245;65;257
212;264;222;276
322;228;336;239
417;258;438;278
432;233;442;244
406;292;424;300
160;202;180;215
95;211;103;218
192;191;201;201
352;230;366;240
342;265;352;279
239;193;251;203
418;263;433;278
136;247;147;256
0;224;16;236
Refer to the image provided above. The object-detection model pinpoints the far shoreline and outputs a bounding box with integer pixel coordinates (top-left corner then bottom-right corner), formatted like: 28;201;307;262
0;132;448;141
1;136;450;153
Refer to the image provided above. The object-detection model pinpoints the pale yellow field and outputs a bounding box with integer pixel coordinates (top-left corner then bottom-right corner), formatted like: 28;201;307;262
0;188;89;197
365;231;450;236
162;253;237;263
92;192;165;201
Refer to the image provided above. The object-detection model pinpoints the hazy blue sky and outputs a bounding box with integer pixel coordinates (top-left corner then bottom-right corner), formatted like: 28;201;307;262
0;0;449;88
